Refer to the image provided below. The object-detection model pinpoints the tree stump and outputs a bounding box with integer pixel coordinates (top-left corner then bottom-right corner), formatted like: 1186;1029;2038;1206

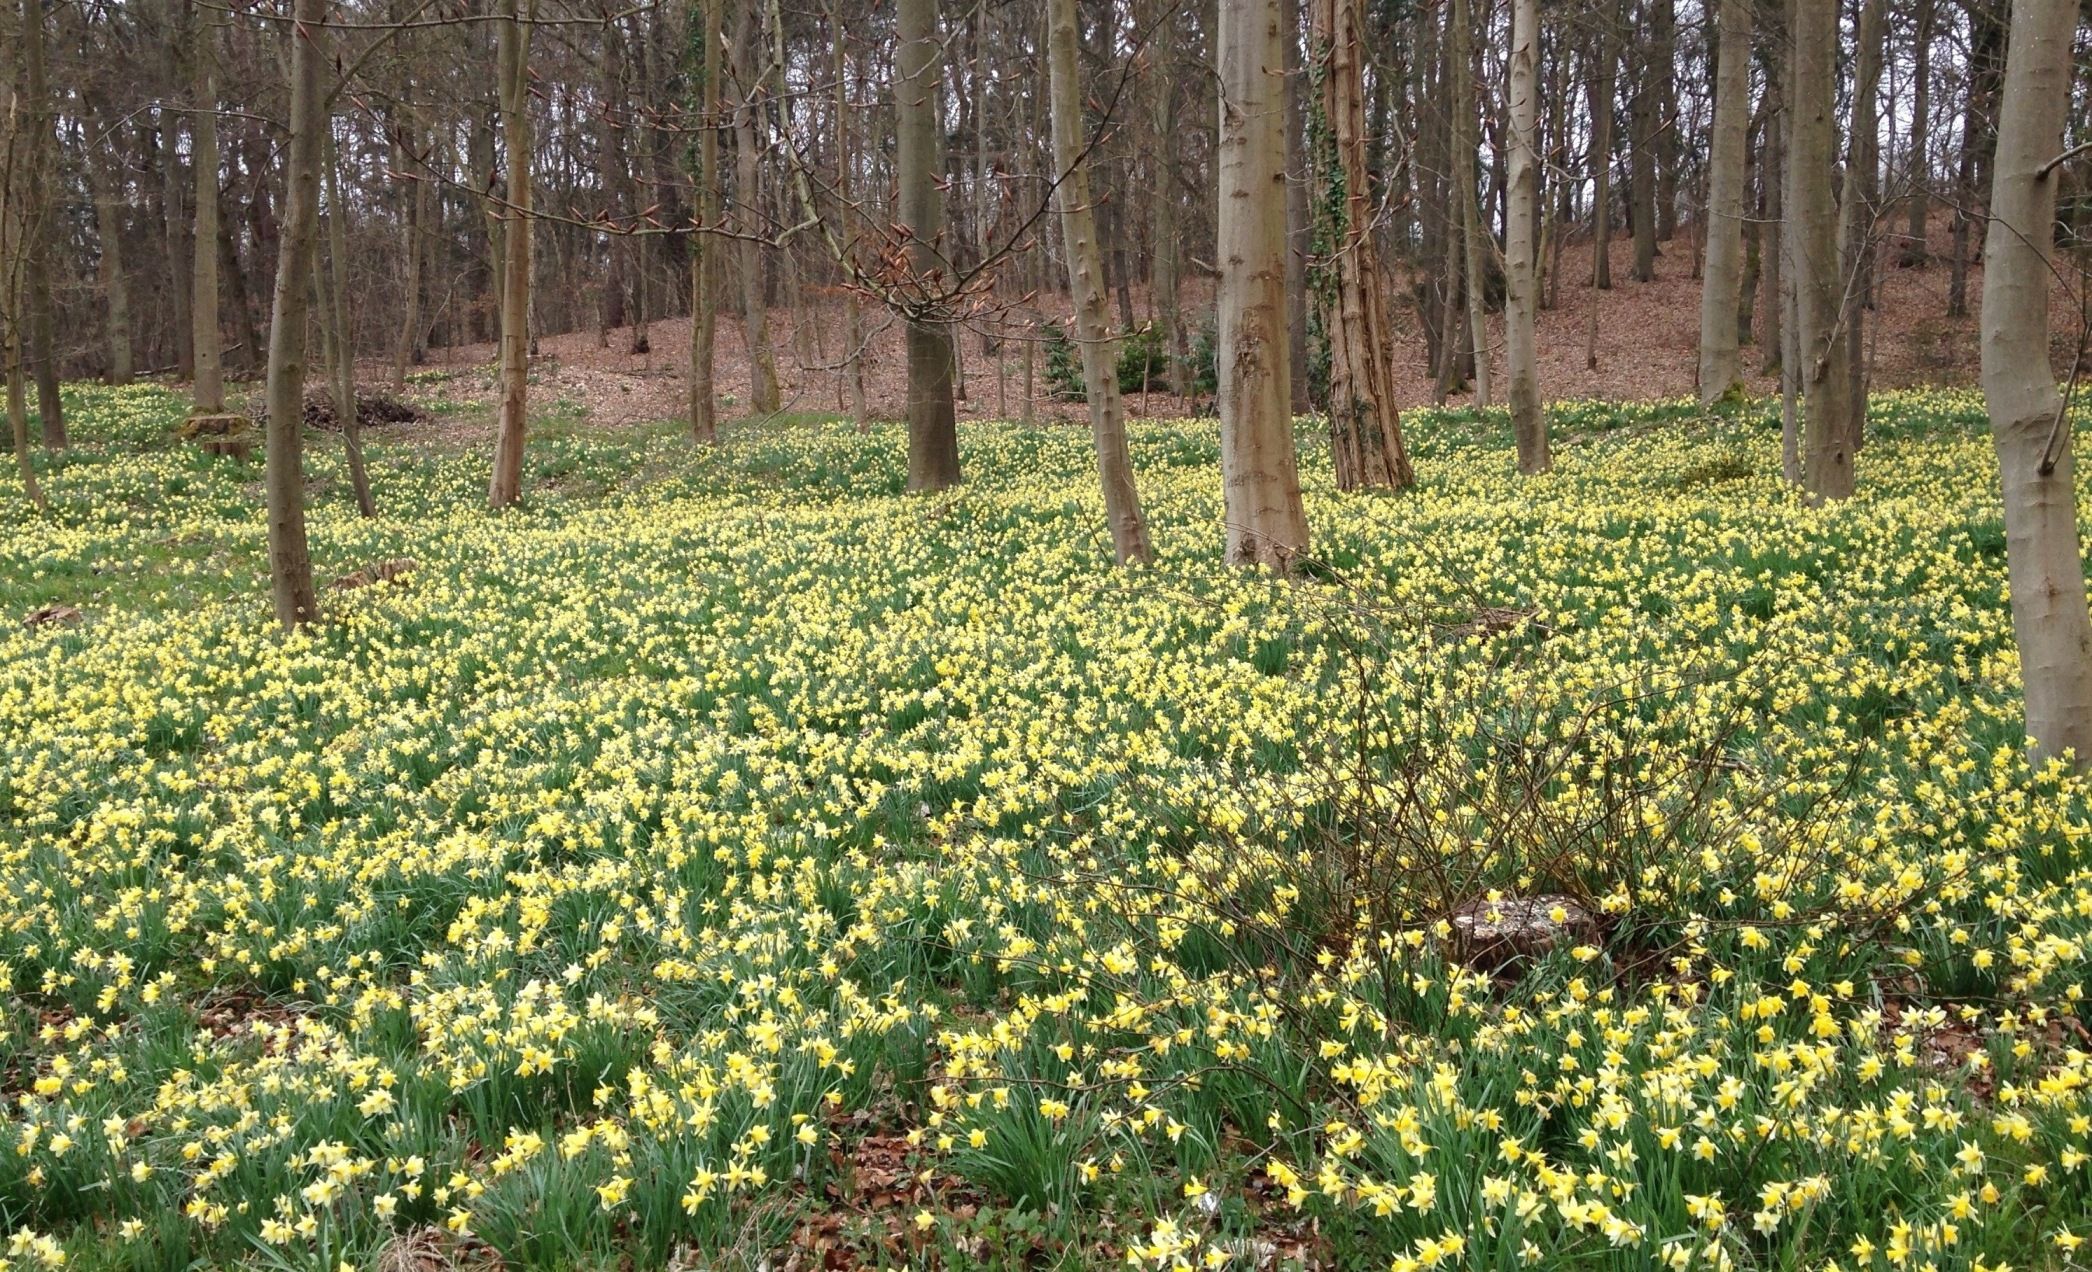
180;413;255;459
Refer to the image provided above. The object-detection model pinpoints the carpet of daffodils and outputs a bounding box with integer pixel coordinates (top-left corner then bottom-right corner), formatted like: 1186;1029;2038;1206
3;383;2091;1271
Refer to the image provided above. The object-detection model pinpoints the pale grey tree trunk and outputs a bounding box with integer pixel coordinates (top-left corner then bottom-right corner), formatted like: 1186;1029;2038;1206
1786;0;1852;500
1697;0;1751;403
730;0;779;415
263;0;325;629
1504;0;1546;473
1981;0;2092;770
1217;0;1309;569
1046;0;1152;564
87;99;133;386
322;129;375;518
19;0;59;446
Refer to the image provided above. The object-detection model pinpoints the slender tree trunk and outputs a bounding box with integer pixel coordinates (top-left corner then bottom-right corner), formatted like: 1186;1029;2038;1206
1309;0;1413;491
1150;0;1187;396
1282;0;1310;412
731;0;780;415
1787;0;1852;499
20;0;60;446
1589;17;1615;291
1628;3;1659;282
1047;0;1153;562
898;0;960;490
1697;0;1751;403
393;116;429;390
1982;0;2092;770
1839;0;1884;452
1951;10;2004;319
1900;0;1933;266
1505;0;1546;473
487;0;535;509
160;3;195;383
832;10;866;432
323;129;375;518
88;100;134;386
1974;0;2092;769
688;0;720;443
1218;0;1309;569
263;0;325;630
1760;40;1785;375
1451;0;1491;405
191;14;226;416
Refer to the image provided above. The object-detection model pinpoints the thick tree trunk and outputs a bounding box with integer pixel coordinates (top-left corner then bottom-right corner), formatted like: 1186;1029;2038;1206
1450;0;1491;406
1981;0;2092;770
191;17;226;416
1628;3;1659;282
688;0;720;443
1309;0;1413;491
1218;0;1309;569
898;0;959;490
1047;0;1153;563
1504;0;1546;473
487;0;535;509
263;0;325;630
1697;0;1751;403
1787;0;1852;500
1282;0;1310;412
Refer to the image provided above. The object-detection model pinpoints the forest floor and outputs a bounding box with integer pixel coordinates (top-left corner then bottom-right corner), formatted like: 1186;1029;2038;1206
5;383;2092;1269
406;222;2048;430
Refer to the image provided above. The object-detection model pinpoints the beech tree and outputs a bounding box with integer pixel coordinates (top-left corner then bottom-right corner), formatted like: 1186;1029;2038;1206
1697;0;1750;404
1980;0;2092;770
896;0;959;491
1217;0;1309;570
1504;0;1546;473
1786;0;1854;501
1045;0;1152;562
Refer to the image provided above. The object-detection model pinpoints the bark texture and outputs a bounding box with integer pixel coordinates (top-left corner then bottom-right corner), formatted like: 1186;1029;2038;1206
487;0;535;509
1504;0;1546;473
1697;0;1751;403
262;0;325;630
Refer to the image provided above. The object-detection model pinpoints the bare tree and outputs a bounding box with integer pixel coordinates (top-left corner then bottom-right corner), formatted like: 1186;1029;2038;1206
1218;0;1309;569
487;0;536;510
192;6;226;416
1450;0;1492;406
1046;0;1152;563
261;0;326;629
1308;0;1413;490
897;0;959;491
1980;0;2092;769
688;0;720;444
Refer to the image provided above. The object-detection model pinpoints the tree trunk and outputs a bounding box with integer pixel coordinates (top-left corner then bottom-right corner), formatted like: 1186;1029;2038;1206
1981;0;2092;770
1787;0;1852;500
688;0;720;443
1900;0;1933;266
487;0;535;509
1282;0;1310;412
1504;0;1546;473
263;0;325;630
1451;0;1491;406
1309;0;1413;491
1588;16;1615;290
159;2;195;383
1839;0;1884;452
1218;0;1309;569
898;0;960;490
192;13;226;415
731;0;780;415
323;129;376;518
393;114;429;391
1628;3;1659;282
1047;0;1153;562
1952;9;2005;319
20;0;60;446
1760;35;1785;376
1697;0;1751;403
87;100;133;385
832;8;866;431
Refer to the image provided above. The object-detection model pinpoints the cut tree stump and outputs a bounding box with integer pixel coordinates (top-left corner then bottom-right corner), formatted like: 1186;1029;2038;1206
180;413;255;459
